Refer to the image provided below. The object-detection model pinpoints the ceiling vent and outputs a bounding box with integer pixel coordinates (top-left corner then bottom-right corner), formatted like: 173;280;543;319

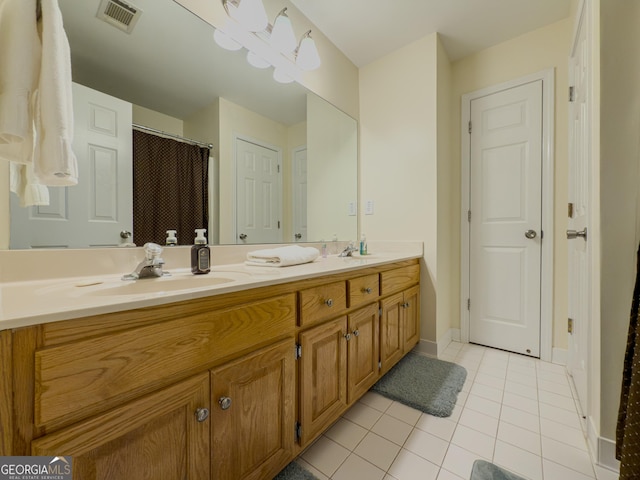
96;0;142;34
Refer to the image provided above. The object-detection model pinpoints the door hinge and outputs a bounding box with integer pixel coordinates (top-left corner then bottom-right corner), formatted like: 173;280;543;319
295;344;302;359
278;220;281;229
378;361;382;370
295;422;302;442
569;86;576;102
467;210;471;222
568;202;574;218
467;298;471;311
379;307;382;317
277;164;281;173
468;120;472;134
568;318;574;334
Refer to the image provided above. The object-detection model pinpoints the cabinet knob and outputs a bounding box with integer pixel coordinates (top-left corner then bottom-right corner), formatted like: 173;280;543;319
352;330;359;337
402;302;410;308
195;407;209;422
325;299;334;307
218;396;232;410
344;333;351;341
363;287;372;294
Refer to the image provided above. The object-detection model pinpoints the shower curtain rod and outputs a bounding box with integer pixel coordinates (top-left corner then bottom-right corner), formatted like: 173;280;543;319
132;123;213;150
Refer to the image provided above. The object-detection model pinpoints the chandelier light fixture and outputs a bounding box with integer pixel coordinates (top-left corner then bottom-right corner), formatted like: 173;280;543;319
214;0;321;83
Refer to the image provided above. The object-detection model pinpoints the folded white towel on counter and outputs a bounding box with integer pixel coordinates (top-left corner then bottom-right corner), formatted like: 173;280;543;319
245;245;320;267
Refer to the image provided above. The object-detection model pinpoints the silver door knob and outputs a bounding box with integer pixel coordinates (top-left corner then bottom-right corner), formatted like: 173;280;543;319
525;230;537;239
218;397;232;410
195;407;209;422
567;228;587;240
239;233;247;240
120;230;132;239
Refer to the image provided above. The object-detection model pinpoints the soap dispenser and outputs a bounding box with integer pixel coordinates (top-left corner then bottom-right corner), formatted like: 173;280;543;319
191;229;210;275
166;230;178;246
359;233;368;255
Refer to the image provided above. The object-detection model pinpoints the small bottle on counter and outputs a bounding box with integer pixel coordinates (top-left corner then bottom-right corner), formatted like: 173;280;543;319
359;233;368;255
191;229;210;275
166;230;178;246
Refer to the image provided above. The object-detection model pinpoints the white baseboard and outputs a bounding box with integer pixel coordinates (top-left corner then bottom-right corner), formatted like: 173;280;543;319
415;339;437;357
551;347;567;365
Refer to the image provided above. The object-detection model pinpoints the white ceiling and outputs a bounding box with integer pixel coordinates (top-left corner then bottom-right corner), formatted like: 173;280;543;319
290;0;572;67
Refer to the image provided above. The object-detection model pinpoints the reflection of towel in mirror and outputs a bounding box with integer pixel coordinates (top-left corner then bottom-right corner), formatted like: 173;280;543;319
246;245;320;267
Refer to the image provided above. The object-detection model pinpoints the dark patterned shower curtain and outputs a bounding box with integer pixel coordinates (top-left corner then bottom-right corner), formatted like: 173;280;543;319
132;129;209;247
617;243;640;478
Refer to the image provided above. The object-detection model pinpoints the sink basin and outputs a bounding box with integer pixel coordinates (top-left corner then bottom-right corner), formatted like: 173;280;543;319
76;273;243;297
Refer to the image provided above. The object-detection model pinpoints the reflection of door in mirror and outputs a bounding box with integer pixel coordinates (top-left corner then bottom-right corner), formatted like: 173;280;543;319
235;138;282;245
10;83;133;249
292;146;308;243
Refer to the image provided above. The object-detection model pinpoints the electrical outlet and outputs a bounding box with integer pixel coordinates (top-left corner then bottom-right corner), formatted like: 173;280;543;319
365;200;374;215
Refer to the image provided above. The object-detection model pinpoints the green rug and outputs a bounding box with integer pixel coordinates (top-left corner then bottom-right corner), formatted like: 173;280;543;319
371;353;467;417
273;461;318;480
470;460;526;480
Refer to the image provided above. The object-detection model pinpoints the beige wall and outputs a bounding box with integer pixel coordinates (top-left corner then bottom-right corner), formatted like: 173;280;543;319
599;0;640;441
451;18;573;349
359;33;439;342
132;105;184;136
306;94;357;243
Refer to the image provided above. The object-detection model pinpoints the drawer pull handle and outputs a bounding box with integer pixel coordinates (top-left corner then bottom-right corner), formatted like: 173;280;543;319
344;333;351;341
195;407;209;422
218;397;232;410
325;299;334;307
353;330;359;337
363;287;372;294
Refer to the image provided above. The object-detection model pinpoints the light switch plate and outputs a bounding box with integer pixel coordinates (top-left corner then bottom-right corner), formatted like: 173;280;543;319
365;200;374;215
348;202;357;216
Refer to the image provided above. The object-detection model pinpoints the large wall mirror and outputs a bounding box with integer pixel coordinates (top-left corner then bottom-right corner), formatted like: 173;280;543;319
8;0;357;249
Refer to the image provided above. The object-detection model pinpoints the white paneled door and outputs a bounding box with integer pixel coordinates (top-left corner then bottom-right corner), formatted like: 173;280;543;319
235;138;282;244
292;146;308;243
469;80;543;357
567;1;590;414
10;83;132;248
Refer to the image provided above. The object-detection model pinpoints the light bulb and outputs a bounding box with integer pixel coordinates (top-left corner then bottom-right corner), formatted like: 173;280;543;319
273;67;294;84
232;0;268;32
247;51;270;69
296;30;321;71
213;29;242;51
270;8;296;54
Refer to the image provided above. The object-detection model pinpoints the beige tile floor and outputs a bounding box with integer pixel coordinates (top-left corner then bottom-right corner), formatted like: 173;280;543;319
293;342;620;480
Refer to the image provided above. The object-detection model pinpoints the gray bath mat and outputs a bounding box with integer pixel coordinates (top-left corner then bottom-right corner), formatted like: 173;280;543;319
470;459;526;480
273;461;318;480
371;353;467;417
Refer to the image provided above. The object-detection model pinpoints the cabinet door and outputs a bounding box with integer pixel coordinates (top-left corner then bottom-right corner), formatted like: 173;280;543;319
31;373;210;480
299;317;348;446
402;285;420;352
347;303;380;403
211;339;295;480
380;292;404;374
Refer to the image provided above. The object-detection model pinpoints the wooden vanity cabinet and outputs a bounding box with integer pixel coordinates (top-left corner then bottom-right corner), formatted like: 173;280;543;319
31;373;211;480
211;339;296;480
1;259;419;480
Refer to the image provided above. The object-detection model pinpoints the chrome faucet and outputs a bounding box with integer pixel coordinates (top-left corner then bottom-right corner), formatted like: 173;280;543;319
338;242;358;257
122;243;169;280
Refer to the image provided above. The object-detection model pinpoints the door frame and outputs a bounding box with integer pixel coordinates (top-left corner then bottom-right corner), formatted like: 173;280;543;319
460;69;555;362
231;133;283;244
291;144;307;242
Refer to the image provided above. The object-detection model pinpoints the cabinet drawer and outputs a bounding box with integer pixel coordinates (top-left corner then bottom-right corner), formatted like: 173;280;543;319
380;264;420;295
35;293;296;429
299;281;347;327
347;274;379;308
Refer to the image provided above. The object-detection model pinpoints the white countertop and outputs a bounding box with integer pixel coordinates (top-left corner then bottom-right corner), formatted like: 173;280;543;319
0;242;422;330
